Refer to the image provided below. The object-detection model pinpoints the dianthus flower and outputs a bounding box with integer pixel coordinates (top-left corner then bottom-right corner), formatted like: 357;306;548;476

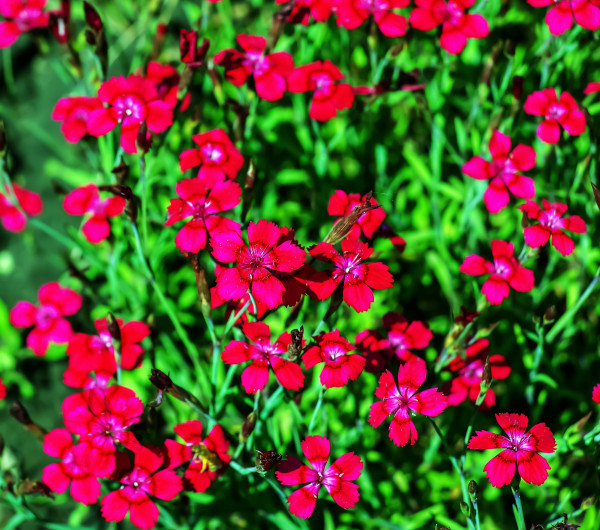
354;328;390;373
303;329;365;388
51;96;104;143
335;0;409;37
523;88;586;144
164;177;241;253
368;361;447;446
275;435;362;519
462;130;536;214
593;384;600;404
275;0;332;24
409;0;489;55
101;445;182;529
459;240;534;306
144;61;180;110
214;35;294;101
63;184;126;244
287;61;354;121
221;321;304;394
87;74;174;154
0;378;6;400
211;220;306;310
10;282;81;356
0;182;43;232
0;0;49;48
528;0;600;35
309;238;393;312
179;129;244;181
327;190;386;240
165;420;230;492
467;413;556;487
382;312;433;364
584;81;600;98
518;200;586;257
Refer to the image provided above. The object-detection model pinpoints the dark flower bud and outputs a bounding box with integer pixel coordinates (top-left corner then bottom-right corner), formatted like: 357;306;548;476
14;479;55;499
10;402;47;441
543;305;556;324
147;388;164;408
84;1;103;32
255;450;282;473
136;121;151;154
106;313;121;344
84;29;95;46
591;182;600;214
482;357;492;386
112;160;130;183
468;480;478;500
99;184;137;223
48;13;69;45
188;254;212;317
460;501;471;517
241;159;256;222
180;30;210;68
149;369;203;408
513;76;524;100
287;326;304;361
323;191;380;245
240;412;257;441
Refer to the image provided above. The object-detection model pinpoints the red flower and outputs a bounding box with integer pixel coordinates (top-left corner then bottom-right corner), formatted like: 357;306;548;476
518;200;586;257
309;238;393;312
287;61;354;121
214;35;294;101
101;445;182;529
584;81;600;97
368;361;447;446
523;88;586;144
221;321;304;394
327;190;386;239
382;312;433;364
164;177;241;253
335;0;409;37
180;30;209;68
87;75;174;154
179;129;244;181
63;184;126;244
467;413;556;487
462;130;536;214
165;420;230;492
409;0;489;55
0;378;6;400
303;329;365;388
10;282;81;356
459;240;534;305
593;384;600;404
528;0;600;35
211;220;306;310
0;183;43;232
52;97;104;143
275;435;362;519
275;0;332;24
144;61;180;110
354;328;390;373
0;0;49;48
42;429;101;505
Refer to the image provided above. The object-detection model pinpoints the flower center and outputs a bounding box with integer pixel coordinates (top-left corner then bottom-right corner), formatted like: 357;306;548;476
35;305;59;329
113;94;146;123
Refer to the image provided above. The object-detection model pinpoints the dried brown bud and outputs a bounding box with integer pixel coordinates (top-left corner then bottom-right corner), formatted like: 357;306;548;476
10;402;47;441
14;479;55;499
482;357;492;386
468;479;478;501
149;369;202;408
241;411;257;441
521;208;530;230
84;1;103;32
287;326;304;361
255;450;282;473
323;191;380;245
147;388;164;408
106;313;121;344
136;121;151;154
543;305;556;324
99;184;137;223
112;160;130;183
513;75;524;101
189;255;211;316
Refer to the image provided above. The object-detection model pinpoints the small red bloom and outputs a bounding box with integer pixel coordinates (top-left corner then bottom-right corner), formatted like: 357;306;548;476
275;0;332;25
180;30;210;68
382;312;433;364
0;378;6;400
335;0;409;37
10;282;81;356
518;200;586;257
593;384;600;404
63;184;126;244
275;435;362;519
144;61;180;110
460;240;534;306
462;130;536;214
327;190;386;240
0;0;49;48
584;81;600;97
303;329;365;388
467;413;556;487
410;0;489;55
221;321;304;394
354;328;390;373
369;361;447;446
523;88;586;144
454;306;479;326
287;61;354;121
528;0;600;35
52;97;104;143
0;183;43;232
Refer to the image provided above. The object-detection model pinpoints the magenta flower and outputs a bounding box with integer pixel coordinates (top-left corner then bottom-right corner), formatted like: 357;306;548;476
10;282;82;356
327;190;386;239
368;361;447;447
584;81;600;98
0;378;5;400
462;130;536;214
383;312;433;364
518;200;587;257
460;240;534;306
63;184;126;244
524;88;586;144
0;0;49;49
309;238;393;313
410;0;489;55
303;329;365;388
275;435;362;519
221;321;304;394
211;220;306;310
528;0;600;35
0;182;43;232
467;413;556;487
275;0;332;25
335;0;409;37
593;384;600;404
145;61;181;110
51;97;104;143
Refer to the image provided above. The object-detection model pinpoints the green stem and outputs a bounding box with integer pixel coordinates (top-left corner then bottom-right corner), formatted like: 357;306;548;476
512;486;527;530
472;499;481;530
223;299;251;336
260;386;284;420
215;365;237;414
525;323;544;405
140;155;148;253
308;386;325;434
435;322;475;373
3;49;16;96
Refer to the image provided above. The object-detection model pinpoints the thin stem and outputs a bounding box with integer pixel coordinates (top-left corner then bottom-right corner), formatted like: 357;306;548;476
260;386;284;420
472;499;481;530
3;49;16;95
512;486;527;530
139;155;148;253
435;321;475;373
230;462;256;475
525;323;545;405
223;299;252;336
308;386;325;434
313;318;327;337
215;365;237;414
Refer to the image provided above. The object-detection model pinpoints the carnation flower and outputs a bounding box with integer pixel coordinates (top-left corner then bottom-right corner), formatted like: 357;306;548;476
144;61;180;110
584;81;600;97
528;0;600;35
382;312;433;364
0;378;6;400
593;384;600;404
51;96;104;143
0;182;43;232
334;0;409;37
0;0;49;48
327;190;386;240
274;0;332;25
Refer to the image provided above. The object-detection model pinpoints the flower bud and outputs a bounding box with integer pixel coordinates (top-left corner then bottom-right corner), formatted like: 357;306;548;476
475;357;492;407
149;369;203;408
99;184;137;223
460;501;471;517
240;411;257;442
591;182;600;214
287;326;304;361
255;450;282;473
10;402;47;441
323;191;380;245
543;305;556;324
84;1;103;32
106;312;121;344
14;479;55;499
513;76;524;101
136;121;151;154
241;159;256;222
189;255;212;317
468;480;478;501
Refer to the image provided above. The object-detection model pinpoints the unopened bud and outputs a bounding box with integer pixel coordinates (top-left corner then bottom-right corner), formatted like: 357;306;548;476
323;191;380;245
521;209;530;230
136;121;151;154
84;1;103;32
10;402;47;441
482;357;492;386
592;182;600;214
106;313;121;344
149;369;202;408
287;326;304;361
543;305;556;324
241;159;256;222
240;411;257;441
14;479;55;499
468;480;478;500
255;450;282;473
513;76;524;100
189;255;211;317
99;184;137;223
460;501;471;517
112;160;130;183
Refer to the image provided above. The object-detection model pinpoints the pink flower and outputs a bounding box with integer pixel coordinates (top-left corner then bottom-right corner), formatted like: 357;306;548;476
409;0;489;55
528;0;600;35
584;81;600;97
10;282;81;356
51;97;104;143
593;384;600;404
518;200;586;257
275;435;362;519
303;329;365;388
144;61;180;110
462;130;536;214
0;0;49;49
382;312;433;364
354;328;390;373
214;35;294;101
459;240;534;305
327;190;386;239
275;0;332;24
42;429;101;505
309;238;393;312
211;220;306;310
368;361;447;446
334;0;409;36
467;413;556;487
287;61;354;121
101;445;182;529
164;177;241;253
180;30;210;68
63;184;126;244
523;88;586;144
0;378;6;400
87;75;174;154
0;183;43;232
221;321;304;394
165;420;230;492
179;129;244;181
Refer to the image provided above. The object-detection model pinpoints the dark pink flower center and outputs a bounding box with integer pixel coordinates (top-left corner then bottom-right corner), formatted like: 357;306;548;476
91;331;114;355
251;338;285;362
122;467;152;494
14;8;44;31
493;257;514;279
313;73;334;95
460;359;484;381
358;0;389;13
201;143;225;164
436;1;463;25
244;51;269;76
505;429;535;453
388;333;408;350
113;94;147;123
35;304;60;329
332;253;362;280
539;208;562;229
546;103;566;121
